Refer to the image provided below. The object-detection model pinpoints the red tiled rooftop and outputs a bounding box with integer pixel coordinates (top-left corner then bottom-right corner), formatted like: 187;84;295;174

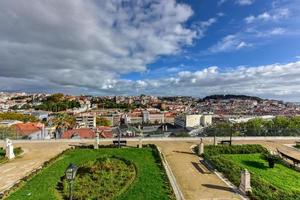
13;122;43;136
61;128;95;139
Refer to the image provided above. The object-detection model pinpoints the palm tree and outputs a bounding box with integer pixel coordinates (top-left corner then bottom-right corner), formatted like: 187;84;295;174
51;114;76;138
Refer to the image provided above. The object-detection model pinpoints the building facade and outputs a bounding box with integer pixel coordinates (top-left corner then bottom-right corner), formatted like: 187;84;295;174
76;113;96;128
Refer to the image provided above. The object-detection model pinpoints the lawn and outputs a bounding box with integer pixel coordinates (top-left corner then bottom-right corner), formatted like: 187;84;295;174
6;147;174;200
203;144;300;200
223;153;300;192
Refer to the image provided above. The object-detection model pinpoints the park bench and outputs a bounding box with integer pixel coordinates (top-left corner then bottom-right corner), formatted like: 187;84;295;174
295;141;300;145
113;140;127;146
218;140;232;145
277;148;300;166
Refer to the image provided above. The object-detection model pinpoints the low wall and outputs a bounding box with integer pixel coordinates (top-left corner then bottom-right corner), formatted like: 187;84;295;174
0;136;300;144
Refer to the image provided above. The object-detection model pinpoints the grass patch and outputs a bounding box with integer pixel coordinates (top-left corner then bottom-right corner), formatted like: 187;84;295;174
203;145;300;200
294;144;300;149
6;147;174;200
59;156;136;199
223;153;300;192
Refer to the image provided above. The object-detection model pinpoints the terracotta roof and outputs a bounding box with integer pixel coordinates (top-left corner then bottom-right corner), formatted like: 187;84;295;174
97;126;113;138
61;128;95;139
100;131;113;138
13;122;43;136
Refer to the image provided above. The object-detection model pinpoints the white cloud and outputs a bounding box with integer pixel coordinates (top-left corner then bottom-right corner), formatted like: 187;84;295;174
107;61;300;100
269;27;286;35
245;8;290;23
218;0;254;6
209;35;251;53
0;0;197;94
253;27;286;37
236;0;255;6
193;17;218;38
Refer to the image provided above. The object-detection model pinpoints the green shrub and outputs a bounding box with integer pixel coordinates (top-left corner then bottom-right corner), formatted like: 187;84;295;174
261;153;282;168
13;147;23;156
201;144;268;158
295;144;300;149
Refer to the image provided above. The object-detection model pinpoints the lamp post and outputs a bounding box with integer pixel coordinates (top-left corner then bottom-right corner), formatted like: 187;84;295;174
229;123;233;146
65;163;78;200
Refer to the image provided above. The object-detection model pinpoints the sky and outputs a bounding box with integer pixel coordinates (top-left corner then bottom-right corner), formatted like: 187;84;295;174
0;0;300;101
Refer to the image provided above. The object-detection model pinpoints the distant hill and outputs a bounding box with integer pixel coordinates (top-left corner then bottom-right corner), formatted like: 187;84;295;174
202;94;262;101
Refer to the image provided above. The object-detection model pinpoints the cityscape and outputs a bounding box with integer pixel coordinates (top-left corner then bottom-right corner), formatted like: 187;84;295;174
1;0;300;200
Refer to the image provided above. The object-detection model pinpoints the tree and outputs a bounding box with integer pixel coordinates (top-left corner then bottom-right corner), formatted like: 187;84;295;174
51;114;76;138
0;112;39;122
96;117;111;126
0;126;18;139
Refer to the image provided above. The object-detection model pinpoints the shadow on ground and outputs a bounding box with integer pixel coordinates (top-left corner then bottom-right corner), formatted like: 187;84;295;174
202;184;234;192
241;160;268;169
173;150;195;155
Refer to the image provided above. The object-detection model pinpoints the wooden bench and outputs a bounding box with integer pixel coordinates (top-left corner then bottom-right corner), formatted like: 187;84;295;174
113;140;127;146
218;140;232;145
277;148;300;166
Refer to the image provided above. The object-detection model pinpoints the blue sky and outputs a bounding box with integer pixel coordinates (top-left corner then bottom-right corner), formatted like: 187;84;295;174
0;0;300;100
127;0;300;80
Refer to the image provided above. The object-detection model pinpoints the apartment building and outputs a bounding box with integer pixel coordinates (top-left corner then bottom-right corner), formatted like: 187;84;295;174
175;113;212;128
76;113;96;128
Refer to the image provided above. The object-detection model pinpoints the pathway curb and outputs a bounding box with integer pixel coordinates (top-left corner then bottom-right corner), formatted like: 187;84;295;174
157;147;185;200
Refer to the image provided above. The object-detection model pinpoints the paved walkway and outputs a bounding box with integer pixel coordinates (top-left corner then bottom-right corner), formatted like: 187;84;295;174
154;141;241;200
1;139;300;199
0;142;69;194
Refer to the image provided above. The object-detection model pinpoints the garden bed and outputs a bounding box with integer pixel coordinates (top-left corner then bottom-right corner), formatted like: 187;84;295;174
201;145;300;200
5;146;175;200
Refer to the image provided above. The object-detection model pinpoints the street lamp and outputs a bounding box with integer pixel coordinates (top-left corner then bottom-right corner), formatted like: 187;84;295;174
65;163;78;200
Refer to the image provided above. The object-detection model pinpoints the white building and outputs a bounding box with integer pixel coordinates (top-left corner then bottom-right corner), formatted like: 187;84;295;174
201;114;213;127
175;114;213;128
142;110;164;124
76;113;96;128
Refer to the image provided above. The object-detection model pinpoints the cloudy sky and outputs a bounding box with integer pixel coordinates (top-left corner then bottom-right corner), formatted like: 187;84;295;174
0;0;300;101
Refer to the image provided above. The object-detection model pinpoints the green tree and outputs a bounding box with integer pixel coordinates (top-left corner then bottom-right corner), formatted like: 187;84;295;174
0;112;39;122
96;117;111;126
0;126;18;139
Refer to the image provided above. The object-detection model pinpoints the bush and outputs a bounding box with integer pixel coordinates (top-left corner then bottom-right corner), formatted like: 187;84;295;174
201;144;268;158
261;153;282;168
13;147;23;156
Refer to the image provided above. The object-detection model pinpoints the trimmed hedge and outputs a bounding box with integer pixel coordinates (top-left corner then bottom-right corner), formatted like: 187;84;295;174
202;145;300;200
203;144;268;157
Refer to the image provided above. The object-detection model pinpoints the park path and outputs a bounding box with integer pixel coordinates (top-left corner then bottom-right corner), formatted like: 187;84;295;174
153;141;242;200
0;139;300;200
0;142;69;194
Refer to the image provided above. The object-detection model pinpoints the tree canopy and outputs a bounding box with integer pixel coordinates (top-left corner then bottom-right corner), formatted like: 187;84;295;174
202;116;300;137
96;117;112;126
0;112;39;122
35;93;80;112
